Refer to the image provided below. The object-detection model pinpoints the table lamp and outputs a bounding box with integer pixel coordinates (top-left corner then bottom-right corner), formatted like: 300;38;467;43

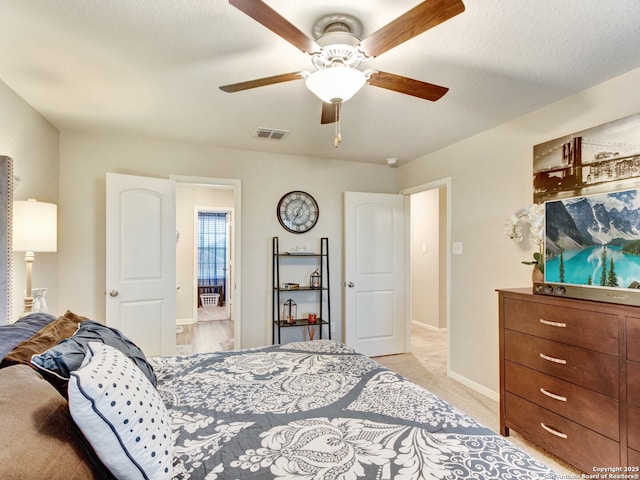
13;199;57;316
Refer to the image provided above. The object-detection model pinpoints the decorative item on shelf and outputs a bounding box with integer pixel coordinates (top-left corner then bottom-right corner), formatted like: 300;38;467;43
282;299;297;325
13;199;57;316
505;203;544;287
310;268;321;289
307;325;316;341
308;313;317;324
281;282;300;290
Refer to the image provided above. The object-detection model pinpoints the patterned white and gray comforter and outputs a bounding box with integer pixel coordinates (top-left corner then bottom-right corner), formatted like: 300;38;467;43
150;340;556;480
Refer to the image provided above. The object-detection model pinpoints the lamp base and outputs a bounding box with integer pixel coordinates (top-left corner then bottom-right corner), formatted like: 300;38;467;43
20;297;34;317
21;251;34;317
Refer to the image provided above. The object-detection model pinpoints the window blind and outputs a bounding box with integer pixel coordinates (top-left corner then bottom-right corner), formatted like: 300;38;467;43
197;212;227;287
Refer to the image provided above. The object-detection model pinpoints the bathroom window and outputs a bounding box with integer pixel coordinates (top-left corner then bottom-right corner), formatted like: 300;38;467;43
197;211;227;288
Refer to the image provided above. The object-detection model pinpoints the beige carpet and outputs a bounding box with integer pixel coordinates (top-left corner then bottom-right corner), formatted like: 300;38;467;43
374;325;581;476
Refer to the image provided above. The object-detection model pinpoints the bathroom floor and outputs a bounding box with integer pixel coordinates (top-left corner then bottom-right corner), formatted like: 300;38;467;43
175;306;234;354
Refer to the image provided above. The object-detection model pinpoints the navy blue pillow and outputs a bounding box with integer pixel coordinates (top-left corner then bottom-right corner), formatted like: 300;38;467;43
31;320;157;387
0;312;56;360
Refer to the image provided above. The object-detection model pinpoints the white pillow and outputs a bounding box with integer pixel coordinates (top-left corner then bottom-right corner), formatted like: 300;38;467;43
68;342;172;480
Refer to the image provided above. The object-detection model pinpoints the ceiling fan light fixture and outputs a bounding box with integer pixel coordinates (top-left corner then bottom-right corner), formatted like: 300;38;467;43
305;67;366;104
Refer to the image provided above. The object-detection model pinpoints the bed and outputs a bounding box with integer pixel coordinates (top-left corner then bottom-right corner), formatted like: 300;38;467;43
0;311;558;479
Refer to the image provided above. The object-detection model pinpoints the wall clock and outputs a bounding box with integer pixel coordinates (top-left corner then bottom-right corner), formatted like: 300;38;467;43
277;191;319;234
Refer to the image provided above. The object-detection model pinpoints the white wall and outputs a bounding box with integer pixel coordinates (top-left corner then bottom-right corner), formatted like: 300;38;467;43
0;79;59;320
398;66;640;397
58;132;398;348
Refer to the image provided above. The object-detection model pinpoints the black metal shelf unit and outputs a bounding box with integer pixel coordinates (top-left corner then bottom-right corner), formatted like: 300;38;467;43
272;236;331;344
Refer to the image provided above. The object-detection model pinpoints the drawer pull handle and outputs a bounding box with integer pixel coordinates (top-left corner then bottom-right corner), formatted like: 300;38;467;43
540;388;567;402
539;353;567;365
539;318;567;328
540;422;568;439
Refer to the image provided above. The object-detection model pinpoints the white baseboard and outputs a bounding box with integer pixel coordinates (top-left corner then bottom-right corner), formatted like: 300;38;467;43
448;369;499;402
411;320;446;332
410;320;498;401
176;318;195;325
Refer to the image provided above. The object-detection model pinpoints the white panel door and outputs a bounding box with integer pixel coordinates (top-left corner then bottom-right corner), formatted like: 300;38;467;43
106;173;176;357
344;192;405;356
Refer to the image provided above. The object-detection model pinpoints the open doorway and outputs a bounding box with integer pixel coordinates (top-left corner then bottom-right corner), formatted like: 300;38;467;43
403;178;451;373
173;177;241;354
195;208;232;326
410;187;447;329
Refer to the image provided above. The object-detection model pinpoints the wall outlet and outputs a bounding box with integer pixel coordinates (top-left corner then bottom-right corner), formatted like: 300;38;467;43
452;242;463;255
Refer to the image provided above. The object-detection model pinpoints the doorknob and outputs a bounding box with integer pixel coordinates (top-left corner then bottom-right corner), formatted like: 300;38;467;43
347;282;355;288
109;290;119;297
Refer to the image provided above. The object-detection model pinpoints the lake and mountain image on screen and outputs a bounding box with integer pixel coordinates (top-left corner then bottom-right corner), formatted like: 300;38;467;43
545;189;640;289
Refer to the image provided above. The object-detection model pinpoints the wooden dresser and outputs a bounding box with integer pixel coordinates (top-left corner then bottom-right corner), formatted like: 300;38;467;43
627;317;640;467
497;288;639;472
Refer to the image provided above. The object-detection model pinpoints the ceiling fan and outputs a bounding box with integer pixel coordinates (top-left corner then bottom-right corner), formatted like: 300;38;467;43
220;0;465;146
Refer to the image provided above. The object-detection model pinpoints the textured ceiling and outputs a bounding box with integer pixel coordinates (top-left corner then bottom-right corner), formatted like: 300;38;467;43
1;0;639;165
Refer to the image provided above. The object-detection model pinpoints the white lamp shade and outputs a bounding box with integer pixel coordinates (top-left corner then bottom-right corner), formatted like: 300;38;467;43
305;67;366;104
13;200;57;252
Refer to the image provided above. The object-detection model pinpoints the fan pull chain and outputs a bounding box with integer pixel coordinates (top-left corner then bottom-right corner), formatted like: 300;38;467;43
334;102;342;148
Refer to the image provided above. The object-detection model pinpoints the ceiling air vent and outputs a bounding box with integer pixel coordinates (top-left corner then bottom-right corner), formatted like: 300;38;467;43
256;128;290;141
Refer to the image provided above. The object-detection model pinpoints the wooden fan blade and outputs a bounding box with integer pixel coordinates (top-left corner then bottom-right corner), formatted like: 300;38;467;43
368;71;449;101
220;72;306;93
359;0;465;58
321;102;339;124
229;0;320;54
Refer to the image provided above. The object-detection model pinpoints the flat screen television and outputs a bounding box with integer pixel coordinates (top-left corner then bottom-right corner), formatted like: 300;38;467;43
536;187;640;306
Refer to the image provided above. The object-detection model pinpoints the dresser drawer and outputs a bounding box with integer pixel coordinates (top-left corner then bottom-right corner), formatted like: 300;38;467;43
628;405;640;451
628;361;640;407
505;330;619;396
627;317;640;363
503;297;618;354
505;392;620;472
505;361;619;440
628;448;640;469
